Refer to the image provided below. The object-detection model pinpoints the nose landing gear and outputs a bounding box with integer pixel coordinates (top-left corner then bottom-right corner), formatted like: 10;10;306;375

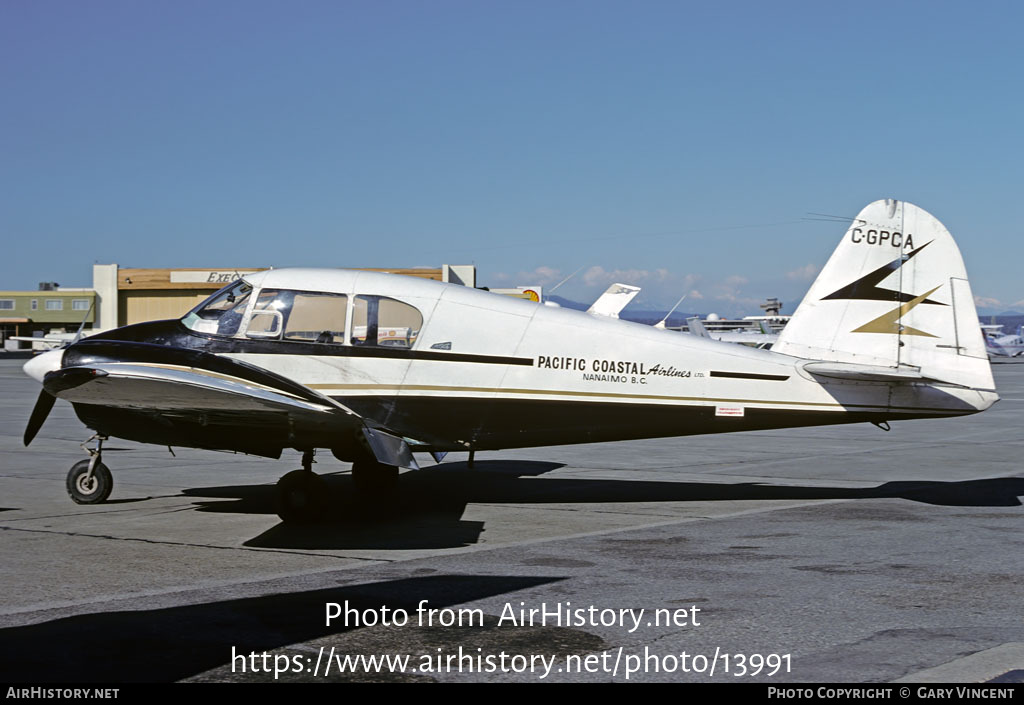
66;435;113;504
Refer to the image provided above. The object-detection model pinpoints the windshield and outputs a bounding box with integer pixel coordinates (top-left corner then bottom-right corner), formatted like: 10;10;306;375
181;280;253;336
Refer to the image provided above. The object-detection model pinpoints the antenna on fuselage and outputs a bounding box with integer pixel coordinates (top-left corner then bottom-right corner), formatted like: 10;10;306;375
655;293;688;329
549;265;587;296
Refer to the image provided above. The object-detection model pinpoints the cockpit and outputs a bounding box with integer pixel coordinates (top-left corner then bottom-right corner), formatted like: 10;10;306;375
181;279;423;349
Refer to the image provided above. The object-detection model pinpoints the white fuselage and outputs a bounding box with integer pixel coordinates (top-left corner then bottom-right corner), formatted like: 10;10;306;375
209;269;996;450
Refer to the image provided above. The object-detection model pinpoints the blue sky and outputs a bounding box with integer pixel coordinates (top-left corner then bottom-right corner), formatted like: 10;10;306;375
3;0;1022;315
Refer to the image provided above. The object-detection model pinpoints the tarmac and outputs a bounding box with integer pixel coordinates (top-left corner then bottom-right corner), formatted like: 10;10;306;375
0;355;1021;683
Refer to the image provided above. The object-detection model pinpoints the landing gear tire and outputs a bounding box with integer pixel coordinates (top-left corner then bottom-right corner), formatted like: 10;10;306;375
66;460;113;504
275;470;328;524
352;460;399;496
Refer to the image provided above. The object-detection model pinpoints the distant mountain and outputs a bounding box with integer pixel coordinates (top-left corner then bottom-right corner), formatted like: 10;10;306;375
546;295;588;311
975;306;1023;316
983;314;1024;334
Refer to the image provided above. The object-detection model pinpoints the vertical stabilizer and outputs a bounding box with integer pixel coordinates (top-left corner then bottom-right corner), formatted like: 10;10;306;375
686;316;711;338
773;200;993;390
587;283;641;318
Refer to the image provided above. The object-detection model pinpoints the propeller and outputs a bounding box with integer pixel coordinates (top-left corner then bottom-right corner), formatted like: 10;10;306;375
23;389;56;446
21;325;78;446
24;363;109;446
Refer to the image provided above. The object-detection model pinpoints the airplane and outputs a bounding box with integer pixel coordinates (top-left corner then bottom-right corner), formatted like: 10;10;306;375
654;292;689;330
985;324;1024;357
10;331;83;352
586;283;641;318
685;316;778;348
10;301;94;351
21;199;998;523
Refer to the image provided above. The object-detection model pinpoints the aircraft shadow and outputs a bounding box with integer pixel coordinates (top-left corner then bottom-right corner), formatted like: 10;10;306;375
186;461;566;551
175;460;1024;551
0;574;561;683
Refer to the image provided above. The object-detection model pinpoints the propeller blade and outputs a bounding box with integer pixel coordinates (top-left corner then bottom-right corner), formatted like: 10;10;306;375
24;390;56;446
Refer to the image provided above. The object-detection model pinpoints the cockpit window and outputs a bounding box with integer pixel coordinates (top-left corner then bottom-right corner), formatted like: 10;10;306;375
181;280;252;336
245;289;348;344
352;295;422;348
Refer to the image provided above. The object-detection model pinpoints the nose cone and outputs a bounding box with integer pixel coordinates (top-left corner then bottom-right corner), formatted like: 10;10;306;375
23;348;64;383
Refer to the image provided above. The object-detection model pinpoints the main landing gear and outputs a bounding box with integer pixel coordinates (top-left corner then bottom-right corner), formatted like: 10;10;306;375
66;434;113;504
351;458;398;495
275;450;328;524
273;451;401;524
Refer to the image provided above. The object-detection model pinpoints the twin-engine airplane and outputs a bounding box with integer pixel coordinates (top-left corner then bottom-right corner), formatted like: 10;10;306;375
22;200;998;522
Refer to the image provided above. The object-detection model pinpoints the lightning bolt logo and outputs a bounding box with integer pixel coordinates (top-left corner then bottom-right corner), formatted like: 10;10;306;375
850;285;942;337
821;241;945;337
822;241;943;305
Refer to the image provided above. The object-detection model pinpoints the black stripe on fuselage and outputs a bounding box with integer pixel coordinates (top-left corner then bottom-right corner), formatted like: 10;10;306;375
709;370;790;381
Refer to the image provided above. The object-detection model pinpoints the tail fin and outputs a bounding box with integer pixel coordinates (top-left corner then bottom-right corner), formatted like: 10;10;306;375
587;283;641;318
773;199;993;390
686;316;711;338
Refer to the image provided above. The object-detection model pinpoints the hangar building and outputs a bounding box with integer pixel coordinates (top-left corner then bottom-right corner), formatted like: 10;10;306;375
2;264;475;348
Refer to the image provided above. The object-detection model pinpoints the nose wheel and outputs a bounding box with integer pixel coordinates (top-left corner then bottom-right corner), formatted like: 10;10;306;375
67;435;113;504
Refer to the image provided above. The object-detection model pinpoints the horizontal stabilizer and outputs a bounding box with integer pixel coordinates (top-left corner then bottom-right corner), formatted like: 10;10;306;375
801;361;929;383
